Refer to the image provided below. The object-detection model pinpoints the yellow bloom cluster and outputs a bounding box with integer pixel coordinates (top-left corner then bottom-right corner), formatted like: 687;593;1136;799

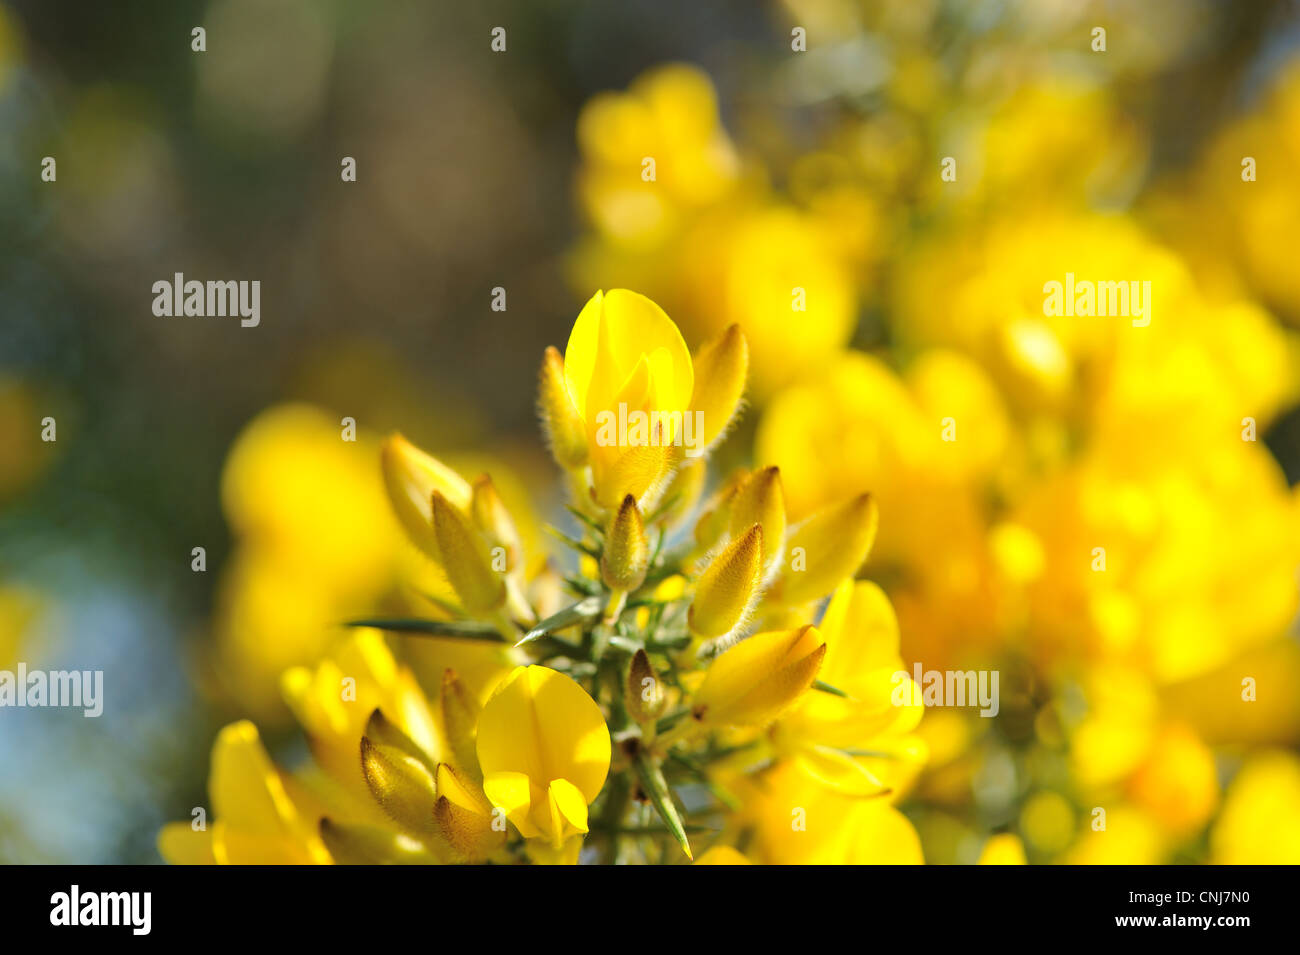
569;52;1300;864
162;290;925;864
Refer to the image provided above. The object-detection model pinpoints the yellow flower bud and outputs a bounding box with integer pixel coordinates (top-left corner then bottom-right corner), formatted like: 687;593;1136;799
538;346;588;469
728;466;786;575
774;493;879;605
431;489;506;614
689;524;764;639
433;763;506;862
656;458;707;526
692;625;826;728
440;668;482;782
360;713;439;836
690;324;749;454
470;474;522;574
601;494;649;593
476;666;611;852
380;433;472;561
693;472;744;550
318;818;438;865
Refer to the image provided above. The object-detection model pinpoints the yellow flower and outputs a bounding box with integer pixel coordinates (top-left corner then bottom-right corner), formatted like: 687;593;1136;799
576;63;741;245
280;629;441;822
1127;725;1219;838
691;626;826;729
773;580;925;796
158;721;332;865
557;289;747;509
475;666;611;862
736;761;923;864
1210;751;1300;864
213;405;407;719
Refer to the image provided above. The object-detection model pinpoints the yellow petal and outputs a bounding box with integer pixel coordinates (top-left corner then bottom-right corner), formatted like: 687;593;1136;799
690;323;748;453
476;666;611;806
693;626;826;727
793;744;891;798
547;777;591;846
381;433;472;560
689;524;764;639
817;579;902;688
431;490;506;614
564;289;694;425
775;493;879;605
482;770;540;839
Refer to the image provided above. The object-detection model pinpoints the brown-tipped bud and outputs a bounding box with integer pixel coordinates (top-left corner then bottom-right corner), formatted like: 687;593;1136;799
470;474;522;574
601;494;649;592
319;818;438;865
432;764;506;862
728;466;786;575
431;489;506;614
538;346;588;470
689;524;764;639
440;669;482;783
360;712;439;836
626;649;667;724
690;324;749;455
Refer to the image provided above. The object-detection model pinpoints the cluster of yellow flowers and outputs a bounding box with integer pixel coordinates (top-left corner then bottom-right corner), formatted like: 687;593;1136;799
164;9;1300;864
162;289;926;864
567;48;1300;862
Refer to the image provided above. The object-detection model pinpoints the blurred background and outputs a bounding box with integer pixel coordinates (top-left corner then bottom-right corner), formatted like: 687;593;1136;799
2;0;1299;863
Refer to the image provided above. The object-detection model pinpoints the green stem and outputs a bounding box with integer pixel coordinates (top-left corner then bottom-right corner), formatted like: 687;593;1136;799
597;772;632;865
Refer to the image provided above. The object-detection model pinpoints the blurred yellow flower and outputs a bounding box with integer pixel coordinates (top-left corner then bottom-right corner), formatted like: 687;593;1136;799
158;721;331;865
1211;751;1300;864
